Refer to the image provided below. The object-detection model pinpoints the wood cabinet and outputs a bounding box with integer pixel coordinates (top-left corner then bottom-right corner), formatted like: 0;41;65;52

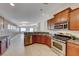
40;35;46;44
47;19;52;30
47;8;71;30
67;42;79;56
47;18;53;25
69;8;79;30
32;35;41;43
24;32;51;47
36;35;41;43
47;18;56;30
32;35;51;47
55;8;71;23
47;8;79;30
32;35;37;43
45;36;51;47
24;35;32;46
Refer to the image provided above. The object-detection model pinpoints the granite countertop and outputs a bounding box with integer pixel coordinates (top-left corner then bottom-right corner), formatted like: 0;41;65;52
67;39;79;45
0;35;9;37
24;32;51;36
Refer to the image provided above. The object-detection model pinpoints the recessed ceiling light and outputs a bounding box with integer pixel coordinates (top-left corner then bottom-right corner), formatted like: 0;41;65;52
40;9;43;11
43;3;48;5
42;13;45;16
10;3;15;6
19;21;30;24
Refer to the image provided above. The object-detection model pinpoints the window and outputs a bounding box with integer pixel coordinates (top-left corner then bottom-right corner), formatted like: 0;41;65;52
21;28;26;32
8;24;11;29
30;28;33;32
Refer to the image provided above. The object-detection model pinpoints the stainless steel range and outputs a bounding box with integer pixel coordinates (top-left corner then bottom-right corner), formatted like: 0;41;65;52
52;34;71;56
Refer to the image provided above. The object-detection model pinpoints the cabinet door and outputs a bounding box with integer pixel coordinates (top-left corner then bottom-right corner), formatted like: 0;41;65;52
24;35;31;45
40;35;46;44
32;35;37;43
67;42;79;56
36;35;41;43
70;9;79;30
47;19;52;30
55;8;70;23
45;36;51;47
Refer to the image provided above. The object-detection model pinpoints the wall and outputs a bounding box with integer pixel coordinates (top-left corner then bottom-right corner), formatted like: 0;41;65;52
38;20;48;32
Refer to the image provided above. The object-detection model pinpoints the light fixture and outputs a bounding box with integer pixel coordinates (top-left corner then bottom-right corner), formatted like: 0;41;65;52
42;13;45;16
10;3;15;6
43;3;48;5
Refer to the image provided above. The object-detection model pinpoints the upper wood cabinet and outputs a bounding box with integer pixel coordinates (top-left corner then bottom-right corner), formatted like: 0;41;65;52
54;8;71;23
47;8;79;30
69;8;79;30
47;18;53;25
47;18;56;30
67;42;79;56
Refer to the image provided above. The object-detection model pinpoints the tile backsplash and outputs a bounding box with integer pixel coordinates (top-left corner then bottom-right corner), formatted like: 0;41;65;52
50;30;79;38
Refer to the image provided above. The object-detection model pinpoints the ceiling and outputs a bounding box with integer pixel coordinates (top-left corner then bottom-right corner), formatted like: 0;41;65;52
0;3;79;27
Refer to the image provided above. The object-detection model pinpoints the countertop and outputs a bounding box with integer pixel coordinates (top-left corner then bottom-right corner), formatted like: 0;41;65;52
0;35;8;37
0;35;9;41
24;32;52;36
67;39;79;45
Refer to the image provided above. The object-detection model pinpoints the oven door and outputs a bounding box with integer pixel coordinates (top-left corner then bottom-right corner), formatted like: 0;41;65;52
53;39;66;55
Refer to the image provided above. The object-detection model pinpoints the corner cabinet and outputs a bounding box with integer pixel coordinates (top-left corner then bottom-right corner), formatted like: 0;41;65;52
67;42;79;56
69;8;79;30
47;18;56;30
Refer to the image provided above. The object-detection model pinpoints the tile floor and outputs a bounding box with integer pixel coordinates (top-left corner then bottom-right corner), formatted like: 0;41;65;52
2;34;58;56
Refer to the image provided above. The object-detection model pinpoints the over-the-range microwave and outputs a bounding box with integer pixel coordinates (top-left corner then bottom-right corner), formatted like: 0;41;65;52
54;21;68;30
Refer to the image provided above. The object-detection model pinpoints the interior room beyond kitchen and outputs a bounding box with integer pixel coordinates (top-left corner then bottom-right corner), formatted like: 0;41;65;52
0;3;79;56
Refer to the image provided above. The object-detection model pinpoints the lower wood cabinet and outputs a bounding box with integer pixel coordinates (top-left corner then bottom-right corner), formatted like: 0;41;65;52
32;35;40;43
67;42;79;56
40;35;46;44
45;36;51;47
36;35;41;43
32;35;37;43
24;34;51;47
32;35;51;47
24;35;32;46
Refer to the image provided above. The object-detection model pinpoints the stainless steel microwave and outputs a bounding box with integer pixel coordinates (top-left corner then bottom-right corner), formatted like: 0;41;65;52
54;21;68;30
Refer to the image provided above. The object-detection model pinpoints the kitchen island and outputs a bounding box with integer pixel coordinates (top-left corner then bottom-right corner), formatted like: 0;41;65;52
24;32;52;47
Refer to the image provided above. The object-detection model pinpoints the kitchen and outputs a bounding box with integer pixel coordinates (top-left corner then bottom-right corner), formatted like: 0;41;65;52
47;7;79;56
0;3;79;56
